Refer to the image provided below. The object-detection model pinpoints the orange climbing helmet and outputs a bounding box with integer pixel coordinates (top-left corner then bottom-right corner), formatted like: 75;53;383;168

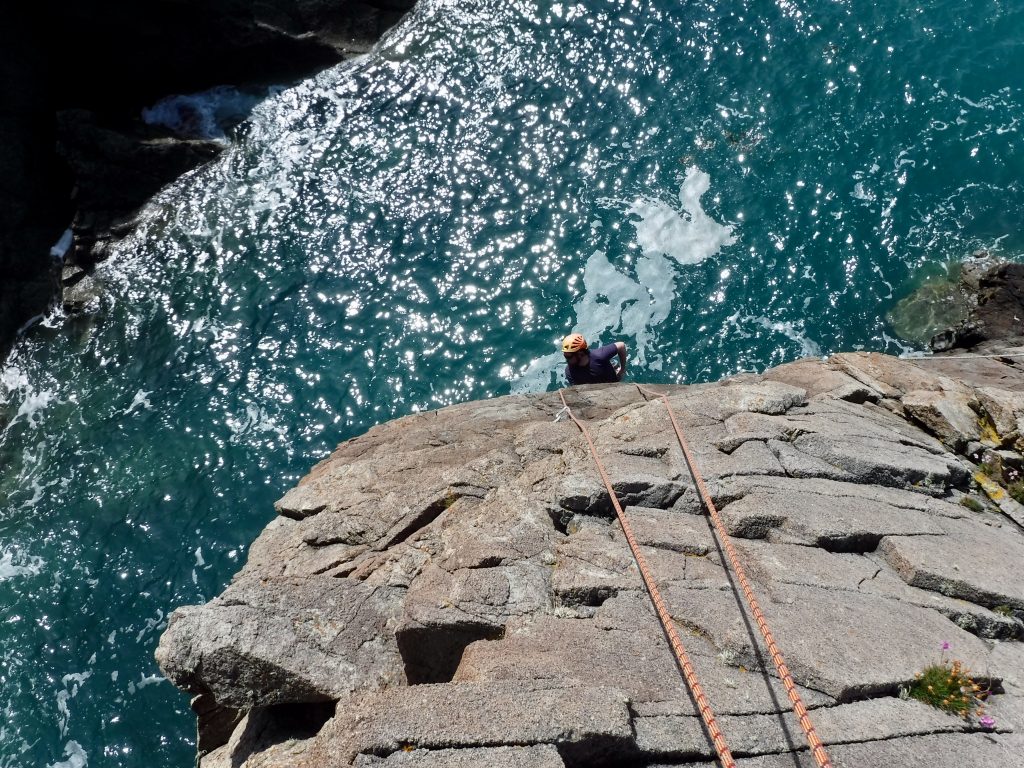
561;333;588;353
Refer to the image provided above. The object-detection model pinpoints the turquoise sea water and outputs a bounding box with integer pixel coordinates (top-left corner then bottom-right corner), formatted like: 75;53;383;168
2;0;1024;764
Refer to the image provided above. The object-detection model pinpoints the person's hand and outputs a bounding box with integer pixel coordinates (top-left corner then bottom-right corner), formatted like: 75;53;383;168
617;367;626;381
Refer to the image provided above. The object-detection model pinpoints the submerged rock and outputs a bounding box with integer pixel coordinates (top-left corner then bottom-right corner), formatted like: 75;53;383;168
157;353;1024;767
887;265;974;346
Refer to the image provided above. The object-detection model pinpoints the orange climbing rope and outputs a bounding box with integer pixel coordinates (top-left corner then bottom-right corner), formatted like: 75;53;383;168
556;389;737;768
635;384;834;768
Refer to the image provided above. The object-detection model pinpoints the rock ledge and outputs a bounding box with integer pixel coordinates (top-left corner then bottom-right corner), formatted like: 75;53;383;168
157;352;1024;767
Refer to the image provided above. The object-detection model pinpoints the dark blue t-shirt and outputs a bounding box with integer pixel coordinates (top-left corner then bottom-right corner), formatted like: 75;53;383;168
565;343;619;385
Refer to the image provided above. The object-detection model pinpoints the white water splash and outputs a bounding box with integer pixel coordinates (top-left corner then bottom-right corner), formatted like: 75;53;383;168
142;85;278;142
1;363;56;433
56;672;92;737
127;673;165;695
0;548;45;581
47;741;87;768
125;390;153;415
750;316;822;358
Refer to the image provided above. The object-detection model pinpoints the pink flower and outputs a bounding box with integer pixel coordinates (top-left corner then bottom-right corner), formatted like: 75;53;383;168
979;715;996;729
941;641;951;650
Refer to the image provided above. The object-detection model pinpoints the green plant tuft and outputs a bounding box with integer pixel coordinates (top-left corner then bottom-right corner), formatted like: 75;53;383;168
1007;481;1024;505
978;457;1002;481
993;604;1014;617
959;496;984;513
907;657;986;719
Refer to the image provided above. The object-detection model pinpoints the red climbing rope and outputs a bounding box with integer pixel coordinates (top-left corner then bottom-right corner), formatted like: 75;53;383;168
635;384;834;768
557;389;737;768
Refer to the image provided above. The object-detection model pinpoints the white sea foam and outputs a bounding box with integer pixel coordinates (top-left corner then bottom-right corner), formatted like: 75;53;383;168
47;741;87;768
56;672;92;737
128;673;165;694
227;404;289;445
851;182;875;202
142;86;276;142
125;390;153;414
0;364;29;404
628;167;736;266
750;316;822;358
13;389;55;428
1;364;56;433
509;352;563;395
0;548;45;581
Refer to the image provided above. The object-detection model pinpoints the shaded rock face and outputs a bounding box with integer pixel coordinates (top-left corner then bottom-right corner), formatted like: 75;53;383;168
0;7;71;356
156;354;1024;767
0;0;414;360
930;261;1024;353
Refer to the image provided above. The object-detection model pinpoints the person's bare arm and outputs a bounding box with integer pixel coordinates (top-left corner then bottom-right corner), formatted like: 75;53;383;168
615;341;628;381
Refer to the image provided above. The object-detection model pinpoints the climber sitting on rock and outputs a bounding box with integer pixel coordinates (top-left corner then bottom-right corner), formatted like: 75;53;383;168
562;333;628;385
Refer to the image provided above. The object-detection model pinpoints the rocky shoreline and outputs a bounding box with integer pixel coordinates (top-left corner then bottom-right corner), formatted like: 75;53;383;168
0;0;413;359
156;346;1024;767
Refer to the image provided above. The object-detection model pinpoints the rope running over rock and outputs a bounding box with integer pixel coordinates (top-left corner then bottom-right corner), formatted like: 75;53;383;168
635;384;834;768
556;388;737;768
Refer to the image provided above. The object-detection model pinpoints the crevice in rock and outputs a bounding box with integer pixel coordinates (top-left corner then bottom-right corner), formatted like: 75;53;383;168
462;555;504;569
555;585;620;609
895;436;948;457
556;733;646;767
259;700;337;740
723;514;786;540
396;623;505;685
225;701;337;765
617;445;670;458
856;568;883;589
814;532;884;554
377;493;460;551
193;691;243;756
548;506;575;534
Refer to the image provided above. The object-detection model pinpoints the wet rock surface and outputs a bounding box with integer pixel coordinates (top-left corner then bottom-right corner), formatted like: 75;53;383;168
928;260;1024;353
157;353;1024;767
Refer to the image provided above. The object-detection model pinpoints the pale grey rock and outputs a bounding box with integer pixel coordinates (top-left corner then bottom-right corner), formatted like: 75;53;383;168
718;488;946;549
550;523;638;607
976;386;1024;441
204;703;333;768
306;681;633;766
661;582;993;701
663;381;807;422
717;474;969;520
902;389;982;452
880;518;1024;610
723;411;794;442
789;431;966;493
688;438;788;480
762;358;874;401
624;506;714;554
434;488;555;571
766;438;856;482
635;697;969;760
353;745;565;767
714;432;783;454
734;540;1020;639
731;732;1019;768
454;615;685;704
156;577;404;708
831;352;956;398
